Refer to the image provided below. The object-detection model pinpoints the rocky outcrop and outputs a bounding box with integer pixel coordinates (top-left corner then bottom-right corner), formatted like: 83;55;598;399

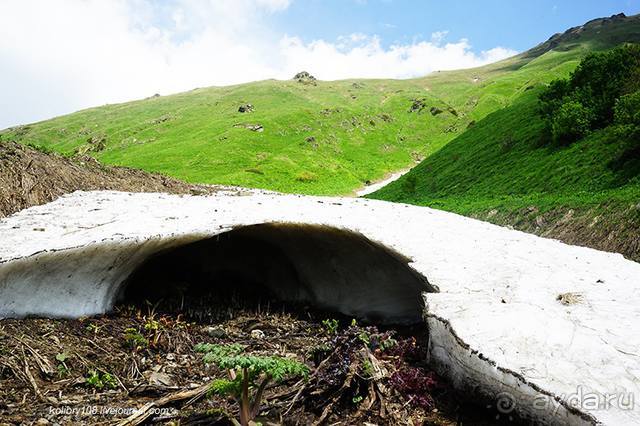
523;13;638;58
293;71;317;85
233;123;264;132
409;98;426;112
238;103;254;113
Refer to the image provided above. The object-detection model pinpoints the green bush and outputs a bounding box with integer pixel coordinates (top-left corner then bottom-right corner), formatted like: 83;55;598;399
551;101;594;144
539;44;640;145
614;91;640;126
568;44;640;126
539;78;570;119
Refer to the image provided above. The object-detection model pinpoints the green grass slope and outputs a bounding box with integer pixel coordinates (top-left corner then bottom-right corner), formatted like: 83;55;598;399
3;14;638;195
2;78;462;195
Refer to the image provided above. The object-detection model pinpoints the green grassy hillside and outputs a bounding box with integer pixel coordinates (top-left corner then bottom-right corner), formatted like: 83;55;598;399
369;88;640;210
369;44;640;261
3;14;638;195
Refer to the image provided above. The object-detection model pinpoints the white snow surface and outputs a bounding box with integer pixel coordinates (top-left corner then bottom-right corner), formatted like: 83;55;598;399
0;189;639;425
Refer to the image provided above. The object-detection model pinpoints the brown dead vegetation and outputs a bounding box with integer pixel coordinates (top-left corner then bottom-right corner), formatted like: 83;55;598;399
0;141;218;218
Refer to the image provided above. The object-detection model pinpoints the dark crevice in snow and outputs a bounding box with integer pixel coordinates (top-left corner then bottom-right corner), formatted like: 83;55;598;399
120;223;434;324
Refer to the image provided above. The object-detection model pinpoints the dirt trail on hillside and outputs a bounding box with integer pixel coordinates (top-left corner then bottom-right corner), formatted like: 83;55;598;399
356;168;412;197
0;141;218;218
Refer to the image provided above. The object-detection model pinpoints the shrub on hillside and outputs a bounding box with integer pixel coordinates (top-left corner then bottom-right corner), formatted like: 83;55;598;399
539;79;570;119
551;100;595;144
539;44;640;145
568;44;640;126
614;91;640;126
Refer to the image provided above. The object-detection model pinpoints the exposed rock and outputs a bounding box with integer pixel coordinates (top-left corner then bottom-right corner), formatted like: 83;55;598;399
409;98;426;113
429;106;443;116
75;135;107;155
250;329;265;339
151;114;174;124
378;113;393;122
320;108;341;116
146;371;176;387
233;123;264;132
584;12;627;28
88;135;106;150
304;136;318;149
293;71;317;85
523;13;635;58
205;325;226;338
238;104;254;113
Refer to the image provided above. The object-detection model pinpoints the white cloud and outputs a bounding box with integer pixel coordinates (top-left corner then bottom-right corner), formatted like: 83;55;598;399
431;31;449;44
255;0;292;11
277;34;517;80
0;0;516;129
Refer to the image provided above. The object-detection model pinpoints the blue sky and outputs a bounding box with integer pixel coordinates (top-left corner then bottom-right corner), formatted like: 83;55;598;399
273;0;639;51
1;0;638;129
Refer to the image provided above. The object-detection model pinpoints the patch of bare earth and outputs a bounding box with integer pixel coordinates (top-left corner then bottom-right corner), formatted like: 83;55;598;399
0;141;219;218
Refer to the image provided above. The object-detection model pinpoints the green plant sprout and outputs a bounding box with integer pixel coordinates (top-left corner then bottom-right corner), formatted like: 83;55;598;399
123;327;148;350
195;343;309;426
55;352;70;378
321;318;339;335
85;369;118;390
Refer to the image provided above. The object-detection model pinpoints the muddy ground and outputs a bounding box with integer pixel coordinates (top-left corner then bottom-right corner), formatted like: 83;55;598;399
0;296;521;426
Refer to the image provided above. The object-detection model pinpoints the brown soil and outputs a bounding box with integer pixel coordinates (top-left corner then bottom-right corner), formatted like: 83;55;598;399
0;141;219;219
0;300;519;425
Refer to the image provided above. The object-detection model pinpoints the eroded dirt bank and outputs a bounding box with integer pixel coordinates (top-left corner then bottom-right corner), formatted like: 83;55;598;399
0;141;218;218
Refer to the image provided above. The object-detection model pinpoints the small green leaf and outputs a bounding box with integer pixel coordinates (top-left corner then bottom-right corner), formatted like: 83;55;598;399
55;352;69;363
